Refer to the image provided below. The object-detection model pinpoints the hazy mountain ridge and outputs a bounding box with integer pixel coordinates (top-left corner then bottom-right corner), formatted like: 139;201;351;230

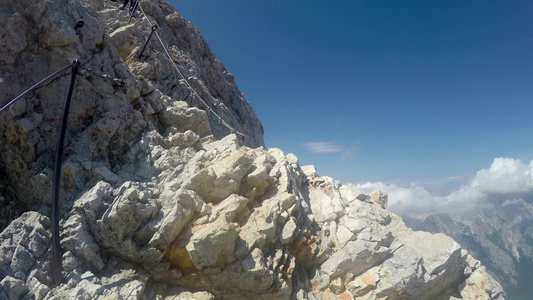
405;194;533;299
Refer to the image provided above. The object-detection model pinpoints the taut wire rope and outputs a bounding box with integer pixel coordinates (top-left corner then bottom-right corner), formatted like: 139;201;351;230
0;63;73;113
136;2;248;141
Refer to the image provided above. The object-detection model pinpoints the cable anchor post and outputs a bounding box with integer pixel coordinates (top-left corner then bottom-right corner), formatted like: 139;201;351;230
51;59;81;287
128;0;141;24
74;20;84;30
139;24;158;59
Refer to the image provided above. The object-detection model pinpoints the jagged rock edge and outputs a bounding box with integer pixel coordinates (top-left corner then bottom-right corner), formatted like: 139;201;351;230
0;0;504;299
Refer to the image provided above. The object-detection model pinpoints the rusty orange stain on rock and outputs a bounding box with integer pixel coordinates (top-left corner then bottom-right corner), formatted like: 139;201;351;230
161;245;197;275
361;273;378;286
338;291;354;300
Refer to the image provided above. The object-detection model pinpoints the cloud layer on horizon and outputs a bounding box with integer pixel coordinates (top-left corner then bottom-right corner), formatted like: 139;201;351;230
357;157;533;215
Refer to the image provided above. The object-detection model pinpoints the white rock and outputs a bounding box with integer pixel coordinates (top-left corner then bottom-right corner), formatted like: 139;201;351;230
336;225;355;248
398;231;461;275
186;219;238;270
210;194;249;223
150;189;200;248
340;184;368;203
73;181;113;222
186;149;254;203
280;217;297;244
61;214;105;271
26;276;50;300
118;280;145;299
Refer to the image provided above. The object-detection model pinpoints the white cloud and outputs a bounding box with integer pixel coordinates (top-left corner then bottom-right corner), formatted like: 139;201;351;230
303;142;342;153
470;157;533;194
355;157;533;216
357;181;445;214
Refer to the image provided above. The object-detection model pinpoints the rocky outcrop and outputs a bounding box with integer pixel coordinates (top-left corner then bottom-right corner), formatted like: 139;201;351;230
0;0;263;221
408;201;533;299
0;134;505;299
0;0;503;299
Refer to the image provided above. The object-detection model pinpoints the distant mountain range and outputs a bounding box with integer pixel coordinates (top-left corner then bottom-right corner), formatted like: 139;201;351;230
403;193;533;299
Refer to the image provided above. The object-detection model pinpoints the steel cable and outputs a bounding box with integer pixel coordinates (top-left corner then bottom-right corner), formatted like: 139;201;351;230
0;63;73;114
136;2;249;141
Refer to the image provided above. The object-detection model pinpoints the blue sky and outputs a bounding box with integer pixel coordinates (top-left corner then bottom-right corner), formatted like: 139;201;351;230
171;1;533;195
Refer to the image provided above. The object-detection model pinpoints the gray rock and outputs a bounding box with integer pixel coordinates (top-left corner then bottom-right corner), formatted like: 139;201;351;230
61;251;80;274
0;212;50;284
0;13;28;64
166;291;215;300
0;276;28;300
11;245;35;280
118;280;145;299
0;0;504;299
61;214;105;270
73;181;114;223
76;279;106;296
26;276;51;300
96;181;159;248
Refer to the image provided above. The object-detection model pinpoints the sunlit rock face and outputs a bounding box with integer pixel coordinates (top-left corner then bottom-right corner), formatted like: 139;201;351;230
0;0;503;299
0;0;264;220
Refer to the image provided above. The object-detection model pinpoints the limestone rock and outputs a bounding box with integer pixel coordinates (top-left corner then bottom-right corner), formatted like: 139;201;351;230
0;276;28;300
159;101;212;138
208;194;249;223
370;190;389;208
149;189;202;249
185;149;255;203
339;183;369;203
459;266;505;300
186;218;239;270
0;0;504;299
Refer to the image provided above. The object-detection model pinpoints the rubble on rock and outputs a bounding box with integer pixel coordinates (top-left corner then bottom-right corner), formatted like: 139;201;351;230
0;0;504;299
